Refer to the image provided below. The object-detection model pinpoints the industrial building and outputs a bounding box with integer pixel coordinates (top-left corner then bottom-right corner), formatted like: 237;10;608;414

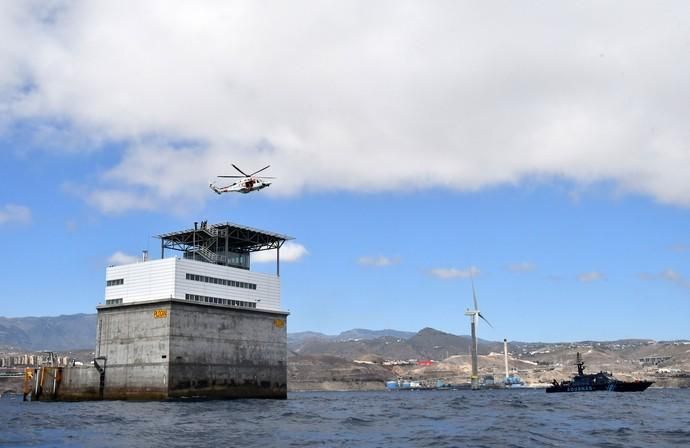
25;221;292;401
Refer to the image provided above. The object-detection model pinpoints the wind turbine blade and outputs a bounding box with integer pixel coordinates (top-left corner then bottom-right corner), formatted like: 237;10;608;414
478;312;493;328
232;164;249;176
471;275;478;310
249;165;271;176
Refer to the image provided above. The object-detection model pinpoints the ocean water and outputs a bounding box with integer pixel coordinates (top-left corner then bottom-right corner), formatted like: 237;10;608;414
1;388;689;447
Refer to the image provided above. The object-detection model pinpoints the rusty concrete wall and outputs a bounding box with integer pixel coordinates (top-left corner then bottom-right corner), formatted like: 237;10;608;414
34;299;288;400
96;302;171;400
94;299;287;399
22;366;100;401
56;366;102;400
167;301;288;399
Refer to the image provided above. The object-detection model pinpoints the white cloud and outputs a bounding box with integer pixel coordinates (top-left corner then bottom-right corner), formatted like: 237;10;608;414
668;243;689;253
0;204;31;224
252;242;308;264
358;255;400;267
659;269;690;288
430;266;480;280
640;269;690;289
508;262;536;273
86;189;157;215
661;269;681;281
577;271;606;283
65;219;78;232
4;3;690;211
107;251;140;266
661;269;690;289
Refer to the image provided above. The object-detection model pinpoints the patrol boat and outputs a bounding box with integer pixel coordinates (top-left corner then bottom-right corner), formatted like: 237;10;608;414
546;352;653;393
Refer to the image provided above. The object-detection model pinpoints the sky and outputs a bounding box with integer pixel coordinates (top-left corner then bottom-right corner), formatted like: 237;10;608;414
1;1;689;342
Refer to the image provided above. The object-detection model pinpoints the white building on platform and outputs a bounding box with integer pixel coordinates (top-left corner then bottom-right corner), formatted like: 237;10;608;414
104;221;290;312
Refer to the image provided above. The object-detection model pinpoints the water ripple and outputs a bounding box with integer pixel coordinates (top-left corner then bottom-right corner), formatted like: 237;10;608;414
1;389;689;447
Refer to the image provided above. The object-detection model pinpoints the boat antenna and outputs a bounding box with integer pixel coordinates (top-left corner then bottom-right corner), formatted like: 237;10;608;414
575;352;585;376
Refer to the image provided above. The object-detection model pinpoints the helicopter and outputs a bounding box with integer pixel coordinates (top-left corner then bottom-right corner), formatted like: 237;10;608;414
209;164;275;194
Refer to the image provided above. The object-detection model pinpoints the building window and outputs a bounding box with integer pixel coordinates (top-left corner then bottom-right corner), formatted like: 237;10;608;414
185;273;257;290
184;294;257;309
107;279;124;287
106;298;123;305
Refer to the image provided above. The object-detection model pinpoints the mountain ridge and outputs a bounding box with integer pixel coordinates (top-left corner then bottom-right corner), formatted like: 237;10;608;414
0;314;97;351
0;312;676;353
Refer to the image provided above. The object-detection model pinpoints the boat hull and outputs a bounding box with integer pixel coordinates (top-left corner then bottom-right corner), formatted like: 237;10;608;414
546;380;653;393
611;380;654;392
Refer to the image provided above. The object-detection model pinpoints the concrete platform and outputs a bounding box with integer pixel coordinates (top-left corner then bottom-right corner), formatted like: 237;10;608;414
26;299;288;400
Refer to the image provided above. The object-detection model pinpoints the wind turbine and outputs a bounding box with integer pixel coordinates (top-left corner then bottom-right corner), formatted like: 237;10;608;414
464;275;492;389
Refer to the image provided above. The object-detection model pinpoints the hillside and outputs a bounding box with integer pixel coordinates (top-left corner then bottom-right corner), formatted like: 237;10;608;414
2;313;689;390
0;314;96;351
289;327;513;360
288;328;415;346
287;329;690;390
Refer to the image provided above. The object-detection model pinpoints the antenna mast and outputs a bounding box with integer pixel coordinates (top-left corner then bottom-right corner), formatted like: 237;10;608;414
504;338;509;383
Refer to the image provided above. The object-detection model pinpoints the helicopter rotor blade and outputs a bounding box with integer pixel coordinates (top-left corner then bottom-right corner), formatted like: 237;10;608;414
249;165;271;176
217;175;245;178
232;164;249;176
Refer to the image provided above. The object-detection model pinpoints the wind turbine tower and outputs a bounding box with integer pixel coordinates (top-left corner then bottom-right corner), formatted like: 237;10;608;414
504;338;509;383
464;276;492;390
